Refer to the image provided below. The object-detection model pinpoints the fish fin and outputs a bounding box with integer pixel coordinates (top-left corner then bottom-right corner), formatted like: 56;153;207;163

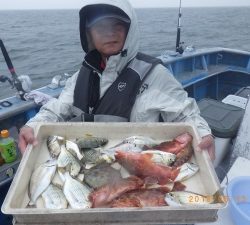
28;200;35;206
58;168;67;183
171;167;181;181
172;182;186;191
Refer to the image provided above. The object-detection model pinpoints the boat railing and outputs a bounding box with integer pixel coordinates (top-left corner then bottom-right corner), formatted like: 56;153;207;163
160;48;250;90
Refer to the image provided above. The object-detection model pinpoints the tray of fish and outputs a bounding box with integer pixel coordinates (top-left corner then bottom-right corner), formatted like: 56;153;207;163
2;122;226;225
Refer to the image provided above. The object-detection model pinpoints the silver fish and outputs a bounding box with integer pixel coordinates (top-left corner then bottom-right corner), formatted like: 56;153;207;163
29;160;57;205
175;163;199;182
63;173;91;209
101;143;142;163
57;145;81;177
51;171;65;189
77;136;108;149
42;184;68;209
165;191;216;206
47;136;65;158
35;196;45;209
76;173;85;182
66;140;83;160
121;136;158;148
141;150;176;166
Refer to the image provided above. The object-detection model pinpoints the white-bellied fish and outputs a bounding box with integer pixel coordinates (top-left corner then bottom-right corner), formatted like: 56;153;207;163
101;143;142;163
121;136;158;148
175;162;199;182
41;184;68;209
141;150;176;166
47;136;65;158
165;191;216;206
63;172;91;209
29;160;57;205
51;171;65;189
66;140;83;160
57;146;81;177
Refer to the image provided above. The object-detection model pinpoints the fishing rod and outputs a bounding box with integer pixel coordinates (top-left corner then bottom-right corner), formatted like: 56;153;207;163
176;0;184;54
0;38;26;100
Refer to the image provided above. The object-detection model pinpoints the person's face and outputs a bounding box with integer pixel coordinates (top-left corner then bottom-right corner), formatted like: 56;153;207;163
89;18;128;58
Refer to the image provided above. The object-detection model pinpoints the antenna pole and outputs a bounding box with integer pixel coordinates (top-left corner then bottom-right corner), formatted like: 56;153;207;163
176;0;184;54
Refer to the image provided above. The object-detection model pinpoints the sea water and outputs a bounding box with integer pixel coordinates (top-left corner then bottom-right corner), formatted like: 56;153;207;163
0;7;250;99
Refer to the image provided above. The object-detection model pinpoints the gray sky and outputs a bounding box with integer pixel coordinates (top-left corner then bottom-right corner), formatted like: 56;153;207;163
1;0;250;10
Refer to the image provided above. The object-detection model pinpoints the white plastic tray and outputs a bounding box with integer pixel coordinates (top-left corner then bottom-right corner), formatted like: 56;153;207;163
2;122;225;225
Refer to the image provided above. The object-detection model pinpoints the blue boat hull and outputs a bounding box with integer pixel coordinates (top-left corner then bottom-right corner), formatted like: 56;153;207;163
184;70;250;101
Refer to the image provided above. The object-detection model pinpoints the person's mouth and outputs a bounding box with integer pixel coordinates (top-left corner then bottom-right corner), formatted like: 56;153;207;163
104;41;118;45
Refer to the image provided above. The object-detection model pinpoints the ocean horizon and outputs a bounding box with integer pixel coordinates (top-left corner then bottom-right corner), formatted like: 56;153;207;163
1;7;250;98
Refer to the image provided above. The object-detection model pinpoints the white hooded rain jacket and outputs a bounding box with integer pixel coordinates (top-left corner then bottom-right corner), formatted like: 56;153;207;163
26;0;211;138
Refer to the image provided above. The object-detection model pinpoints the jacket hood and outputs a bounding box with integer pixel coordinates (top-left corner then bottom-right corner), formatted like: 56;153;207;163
79;0;139;69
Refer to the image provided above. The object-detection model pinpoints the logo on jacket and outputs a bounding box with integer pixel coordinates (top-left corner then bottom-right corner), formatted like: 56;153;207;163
138;83;149;95
118;82;126;92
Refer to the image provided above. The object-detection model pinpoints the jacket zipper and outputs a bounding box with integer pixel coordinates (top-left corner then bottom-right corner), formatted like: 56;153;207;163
83;60;102;78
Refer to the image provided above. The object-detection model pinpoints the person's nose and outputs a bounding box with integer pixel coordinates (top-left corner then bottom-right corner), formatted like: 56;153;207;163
103;26;116;36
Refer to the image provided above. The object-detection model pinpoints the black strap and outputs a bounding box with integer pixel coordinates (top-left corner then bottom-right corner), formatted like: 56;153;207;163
73;52;162;121
73;65;92;112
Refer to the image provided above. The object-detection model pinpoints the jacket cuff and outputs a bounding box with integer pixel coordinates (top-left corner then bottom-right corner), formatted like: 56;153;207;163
197;128;212;138
25;121;39;130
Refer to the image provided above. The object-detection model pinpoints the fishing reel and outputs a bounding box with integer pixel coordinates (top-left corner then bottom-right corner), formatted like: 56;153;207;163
0;74;32;94
47;73;71;89
18;75;32;92
176;42;185;55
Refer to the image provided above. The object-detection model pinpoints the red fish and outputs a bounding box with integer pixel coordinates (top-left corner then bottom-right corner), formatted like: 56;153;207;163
110;196;141;208
111;189;167;208
173;143;193;167
115;151;180;184
148;132;193;155
89;176;144;208
172;182;186;191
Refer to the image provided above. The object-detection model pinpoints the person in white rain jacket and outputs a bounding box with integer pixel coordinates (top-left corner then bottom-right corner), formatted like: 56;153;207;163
19;0;215;160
